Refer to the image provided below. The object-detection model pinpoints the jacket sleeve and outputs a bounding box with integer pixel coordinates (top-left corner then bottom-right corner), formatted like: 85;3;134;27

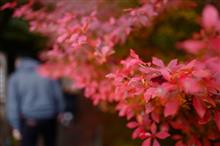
52;80;65;113
6;76;20;130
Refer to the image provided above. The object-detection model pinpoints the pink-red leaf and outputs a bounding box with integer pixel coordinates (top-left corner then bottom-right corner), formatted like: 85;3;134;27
156;131;170;139
175;141;186;146
144;88;155;102
152;57;165;67
193;97;206;118
164;98;179;117
153;139;160;146
181;77;201;94
202;4;219;29
198;110;211;125
204;139;211;146
168;59;178;70
214;142;220;146
179;40;205;54
160;69;171;81
0;1;17;11
132;128;143;139
214;110;220;131
151;112;160;123
142;138;151;146
150;123;157;134
127;121;138;129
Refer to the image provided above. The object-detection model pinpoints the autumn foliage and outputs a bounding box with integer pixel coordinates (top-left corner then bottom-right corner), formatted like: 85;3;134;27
1;0;220;145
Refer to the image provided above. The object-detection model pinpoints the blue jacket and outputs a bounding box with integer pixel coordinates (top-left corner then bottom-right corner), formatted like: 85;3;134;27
6;58;65;130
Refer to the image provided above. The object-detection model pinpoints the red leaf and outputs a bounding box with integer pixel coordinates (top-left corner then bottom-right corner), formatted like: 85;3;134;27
142;138;151;146
172;134;182;140
193;97;206;118
181;77;201;94
130;49;139;59
204;139;211;146
168;59;178;69
198;110;211;125
139;132;151;140
156;131;170;139
145;103;154;114
203;96;216;107
164;98;179;117
160;69;171;81
127;121;138;129
0;1;17;11
214;142;220;146
160;123;169;132
179;40;205;54
153;139;160;146
152;57;165;67
132;128;143;139
214;110;220;131
144;88;155;102
210;37;220;51
151;112;160;123
175;141;186;146
150;123;157;134
202;4;219;29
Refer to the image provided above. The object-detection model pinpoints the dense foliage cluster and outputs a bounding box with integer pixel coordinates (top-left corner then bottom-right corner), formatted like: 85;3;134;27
1;0;220;145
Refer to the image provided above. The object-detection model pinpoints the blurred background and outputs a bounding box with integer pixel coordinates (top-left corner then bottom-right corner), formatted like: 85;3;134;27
0;0;220;146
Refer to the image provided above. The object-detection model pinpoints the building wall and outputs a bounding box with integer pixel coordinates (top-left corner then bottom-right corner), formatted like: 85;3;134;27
0;52;10;146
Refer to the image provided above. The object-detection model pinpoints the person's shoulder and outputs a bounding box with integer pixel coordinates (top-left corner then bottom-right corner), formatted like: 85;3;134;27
35;72;58;84
8;72;19;83
36;71;51;80
9;72;18;79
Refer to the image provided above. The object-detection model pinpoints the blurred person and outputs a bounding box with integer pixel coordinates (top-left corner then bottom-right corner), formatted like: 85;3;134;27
6;56;65;146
